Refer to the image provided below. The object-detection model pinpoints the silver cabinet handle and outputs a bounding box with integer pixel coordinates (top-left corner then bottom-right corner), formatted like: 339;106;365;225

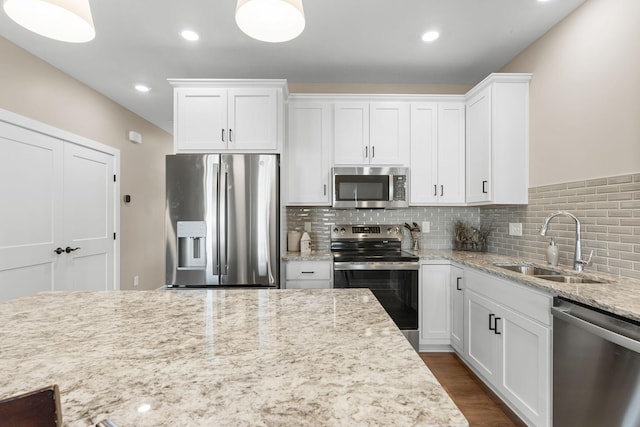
221;129;225;142
229;129;233;142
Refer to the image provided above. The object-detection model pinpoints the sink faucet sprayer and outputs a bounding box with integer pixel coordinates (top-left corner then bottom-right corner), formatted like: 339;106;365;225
539;211;593;272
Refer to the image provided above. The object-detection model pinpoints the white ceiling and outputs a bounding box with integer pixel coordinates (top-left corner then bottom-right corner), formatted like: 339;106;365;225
0;0;586;134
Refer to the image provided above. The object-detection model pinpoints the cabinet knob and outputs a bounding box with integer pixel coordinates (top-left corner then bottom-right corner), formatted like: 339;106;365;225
54;247;64;255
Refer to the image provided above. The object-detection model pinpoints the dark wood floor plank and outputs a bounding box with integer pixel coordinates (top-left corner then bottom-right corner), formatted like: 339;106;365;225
420;352;527;427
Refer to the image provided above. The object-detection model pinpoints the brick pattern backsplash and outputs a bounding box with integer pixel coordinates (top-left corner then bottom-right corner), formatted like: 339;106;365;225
481;173;640;280
285;206;481;252
286;173;640;280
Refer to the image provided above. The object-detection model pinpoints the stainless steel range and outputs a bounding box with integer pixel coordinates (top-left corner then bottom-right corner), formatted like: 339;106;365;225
331;224;420;351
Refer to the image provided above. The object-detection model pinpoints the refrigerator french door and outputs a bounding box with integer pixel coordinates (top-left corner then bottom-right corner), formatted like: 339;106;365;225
166;154;279;287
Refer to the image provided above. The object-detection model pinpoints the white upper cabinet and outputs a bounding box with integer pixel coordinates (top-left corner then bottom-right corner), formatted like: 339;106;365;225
465;74;531;204
410;101;465;205
333;102;409;166
169;79;286;153
286;100;332;205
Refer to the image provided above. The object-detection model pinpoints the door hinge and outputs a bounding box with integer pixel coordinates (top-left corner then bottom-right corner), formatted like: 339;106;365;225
113;233;116;240
113;174;116;182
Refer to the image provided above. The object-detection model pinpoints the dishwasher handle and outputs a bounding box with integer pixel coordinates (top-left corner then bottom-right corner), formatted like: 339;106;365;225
552;306;640;353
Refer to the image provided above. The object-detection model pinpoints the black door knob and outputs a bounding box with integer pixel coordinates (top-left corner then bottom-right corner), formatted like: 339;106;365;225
54;247;64;255
65;247;80;253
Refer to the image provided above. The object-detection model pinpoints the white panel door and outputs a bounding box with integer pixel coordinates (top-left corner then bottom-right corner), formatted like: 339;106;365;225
0;122;63;300
0;115;117;301
61;144;115;291
333;103;369;165
228;88;278;150
286;102;332;205
175;87;228;151
437;103;466;204
466;87;492;203
419;264;451;346
369;102;409;165
409;103;438;204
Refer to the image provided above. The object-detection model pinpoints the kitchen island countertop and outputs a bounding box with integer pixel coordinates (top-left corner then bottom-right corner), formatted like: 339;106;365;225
0;289;467;427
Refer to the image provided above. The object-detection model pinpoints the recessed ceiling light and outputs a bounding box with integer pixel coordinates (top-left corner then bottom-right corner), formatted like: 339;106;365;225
181;30;199;41
421;31;440;43
134;84;151;93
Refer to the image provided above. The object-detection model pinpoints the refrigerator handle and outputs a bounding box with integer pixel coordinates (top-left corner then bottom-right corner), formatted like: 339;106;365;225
219;166;228;276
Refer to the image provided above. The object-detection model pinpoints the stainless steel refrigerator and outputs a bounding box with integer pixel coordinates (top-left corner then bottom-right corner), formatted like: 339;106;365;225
165;154;279;288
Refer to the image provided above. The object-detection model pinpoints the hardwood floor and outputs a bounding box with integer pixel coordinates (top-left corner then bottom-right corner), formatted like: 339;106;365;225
420;352;526;427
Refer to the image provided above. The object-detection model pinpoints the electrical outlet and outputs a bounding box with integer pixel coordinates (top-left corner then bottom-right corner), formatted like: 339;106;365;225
422;221;430;233
133;275;139;287
304;222;312;232
509;223;523;236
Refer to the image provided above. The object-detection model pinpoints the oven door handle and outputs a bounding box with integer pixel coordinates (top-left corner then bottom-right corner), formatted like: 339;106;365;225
333;262;419;271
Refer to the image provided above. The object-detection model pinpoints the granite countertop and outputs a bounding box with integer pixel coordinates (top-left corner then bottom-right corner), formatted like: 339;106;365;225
282;249;640;321
0;289;468;427
282;251;333;261
414;249;640;322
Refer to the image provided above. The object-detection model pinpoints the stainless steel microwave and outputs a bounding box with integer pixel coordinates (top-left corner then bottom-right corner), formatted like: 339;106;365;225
332;167;409;209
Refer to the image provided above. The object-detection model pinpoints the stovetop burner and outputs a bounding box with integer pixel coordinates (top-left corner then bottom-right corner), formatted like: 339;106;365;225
330;224;418;262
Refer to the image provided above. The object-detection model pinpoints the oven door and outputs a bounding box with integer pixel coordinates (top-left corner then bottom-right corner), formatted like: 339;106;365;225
333;262;419;332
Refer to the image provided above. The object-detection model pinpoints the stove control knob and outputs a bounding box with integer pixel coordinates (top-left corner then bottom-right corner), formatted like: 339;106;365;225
340;227;346;234
387;226;399;235
333;227;339;234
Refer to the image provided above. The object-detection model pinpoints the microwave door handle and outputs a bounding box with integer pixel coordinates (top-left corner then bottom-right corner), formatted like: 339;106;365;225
389;175;394;202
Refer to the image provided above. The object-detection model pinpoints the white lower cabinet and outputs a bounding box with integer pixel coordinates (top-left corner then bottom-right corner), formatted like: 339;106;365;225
463;268;551;427
450;265;464;354
419;264;452;350
284;260;332;289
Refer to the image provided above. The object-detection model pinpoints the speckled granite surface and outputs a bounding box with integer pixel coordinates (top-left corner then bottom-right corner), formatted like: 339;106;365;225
284;249;640;322
0;289;467;427
282;251;333;261
415;249;640;322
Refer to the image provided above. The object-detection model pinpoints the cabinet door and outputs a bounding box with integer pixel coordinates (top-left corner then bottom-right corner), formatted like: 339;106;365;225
437;103;466;204
466;87;492;203
450;265;464;353
465;289;500;382
333;103;369;165
409;103;438;204
499;305;550;427
286;103;331;205
175;87;228;151
369;102;409;165
419;264;451;346
228;88;278;150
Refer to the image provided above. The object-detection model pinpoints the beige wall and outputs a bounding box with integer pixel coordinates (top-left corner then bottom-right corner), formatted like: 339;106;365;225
500;0;640;187
0;37;173;290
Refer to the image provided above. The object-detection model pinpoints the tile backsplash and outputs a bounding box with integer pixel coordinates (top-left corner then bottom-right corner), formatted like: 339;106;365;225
481;173;640;280
286;172;640;280
285;206;481;252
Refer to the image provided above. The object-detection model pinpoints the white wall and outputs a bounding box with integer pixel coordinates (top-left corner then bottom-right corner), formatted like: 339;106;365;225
500;0;640;187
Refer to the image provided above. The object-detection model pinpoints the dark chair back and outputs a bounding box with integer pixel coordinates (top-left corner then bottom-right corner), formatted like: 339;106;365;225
0;385;62;427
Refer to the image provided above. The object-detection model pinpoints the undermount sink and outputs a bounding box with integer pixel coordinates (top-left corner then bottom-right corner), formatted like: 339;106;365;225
494;264;562;276
492;263;609;284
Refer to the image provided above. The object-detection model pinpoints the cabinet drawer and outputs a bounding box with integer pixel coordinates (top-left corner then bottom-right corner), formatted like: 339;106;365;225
286;261;332;280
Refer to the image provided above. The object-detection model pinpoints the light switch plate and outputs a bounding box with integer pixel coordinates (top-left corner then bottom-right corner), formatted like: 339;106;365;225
422;221;430;233
304;222;312;232
509;223;523;236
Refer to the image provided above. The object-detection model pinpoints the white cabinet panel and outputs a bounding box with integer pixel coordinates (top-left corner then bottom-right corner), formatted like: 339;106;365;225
410;101;465;205
466;74;530;205
333;103;369;165
420;264;451;347
450;265;464;353
171;80;285;153
286;102;331;205
333;102;409;166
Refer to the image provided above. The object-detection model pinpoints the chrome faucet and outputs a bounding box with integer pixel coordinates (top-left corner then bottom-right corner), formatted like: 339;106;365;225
539;211;593;272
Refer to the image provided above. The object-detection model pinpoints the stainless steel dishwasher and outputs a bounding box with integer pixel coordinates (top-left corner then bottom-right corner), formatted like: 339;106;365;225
552;297;640;427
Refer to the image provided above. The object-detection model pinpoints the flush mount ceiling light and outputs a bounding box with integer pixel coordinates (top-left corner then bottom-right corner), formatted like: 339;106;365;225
421;31;440;42
134;84;151;93
235;0;305;43
2;0;95;43
181;29;199;41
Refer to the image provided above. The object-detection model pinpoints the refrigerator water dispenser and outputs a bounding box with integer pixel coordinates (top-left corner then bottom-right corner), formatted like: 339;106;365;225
177;221;206;269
